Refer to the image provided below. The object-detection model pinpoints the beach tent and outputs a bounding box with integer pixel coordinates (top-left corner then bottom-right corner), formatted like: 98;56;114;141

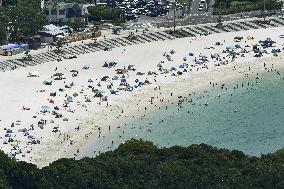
6;129;12;133
2;44;29;53
43;78;52;85
211;53;219;59
234;36;243;42
194;60;202;64
40;106;50;113
53;73;64;77
157;63;162;68
73;93;79;97
121;78;127;83
226;45;237;50
104;60;117;68
102;62;108;67
93;89;103;93
41;105;50;109
67;96;73;103
136;72;144;75
170;67;177;71
101;96;108;101
112;76;119;80
101;76;109;81
179;64;184;69
82;65;91;70
110;90;118;95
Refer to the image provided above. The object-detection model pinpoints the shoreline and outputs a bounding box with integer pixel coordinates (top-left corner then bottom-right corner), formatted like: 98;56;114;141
1;27;284;168
77;59;284;158
35;55;284;167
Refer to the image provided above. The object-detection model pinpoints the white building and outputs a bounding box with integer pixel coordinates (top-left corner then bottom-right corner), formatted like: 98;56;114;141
46;2;94;24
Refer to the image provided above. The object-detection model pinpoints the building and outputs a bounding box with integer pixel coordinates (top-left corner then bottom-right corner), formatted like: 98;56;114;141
46;2;93;24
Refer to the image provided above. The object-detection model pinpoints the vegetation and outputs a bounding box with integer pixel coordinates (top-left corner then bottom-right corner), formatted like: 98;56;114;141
0;7;9;44
0;139;282;188
0;0;47;43
213;0;282;15
88;6;125;25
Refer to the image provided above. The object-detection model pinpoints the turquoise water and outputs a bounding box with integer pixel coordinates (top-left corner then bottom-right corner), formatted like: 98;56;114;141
79;70;284;158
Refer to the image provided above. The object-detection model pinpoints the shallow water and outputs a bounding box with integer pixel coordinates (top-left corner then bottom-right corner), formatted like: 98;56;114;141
79;69;284;158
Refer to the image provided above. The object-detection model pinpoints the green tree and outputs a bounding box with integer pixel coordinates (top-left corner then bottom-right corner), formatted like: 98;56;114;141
7;0;47;41
0;7;9;44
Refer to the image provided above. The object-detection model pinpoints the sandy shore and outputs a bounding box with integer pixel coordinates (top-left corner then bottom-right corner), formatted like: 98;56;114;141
1;26;284;167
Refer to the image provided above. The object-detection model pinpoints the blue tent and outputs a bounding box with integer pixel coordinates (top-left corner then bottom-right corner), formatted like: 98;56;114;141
195;60;202;64
179;64;184;68
3;44;29;52
226;45;237;50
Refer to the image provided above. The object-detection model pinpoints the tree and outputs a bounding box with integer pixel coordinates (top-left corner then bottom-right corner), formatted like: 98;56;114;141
0;8;9;44
7;0;47;41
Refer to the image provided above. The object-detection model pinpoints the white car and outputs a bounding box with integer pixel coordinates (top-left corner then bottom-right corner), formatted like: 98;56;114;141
198;4;204;11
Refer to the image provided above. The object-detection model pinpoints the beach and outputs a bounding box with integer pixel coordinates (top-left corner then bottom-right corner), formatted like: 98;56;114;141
1;26;284;167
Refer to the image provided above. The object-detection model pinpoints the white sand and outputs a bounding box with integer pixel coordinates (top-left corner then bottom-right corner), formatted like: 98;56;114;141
1;26;284;167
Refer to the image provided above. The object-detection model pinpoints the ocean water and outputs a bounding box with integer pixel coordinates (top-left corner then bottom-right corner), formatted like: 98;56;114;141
79;69;284;158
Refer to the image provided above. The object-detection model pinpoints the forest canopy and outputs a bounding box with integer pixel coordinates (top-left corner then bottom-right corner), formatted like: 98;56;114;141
0;139;283;188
